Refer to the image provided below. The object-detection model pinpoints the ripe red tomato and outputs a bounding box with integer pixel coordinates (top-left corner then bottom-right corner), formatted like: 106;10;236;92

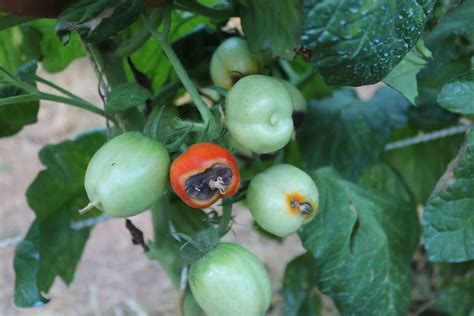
170;143;240;208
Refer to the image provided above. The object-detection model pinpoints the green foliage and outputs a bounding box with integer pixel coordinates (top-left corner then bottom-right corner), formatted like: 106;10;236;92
240;0;300;59
14;131;106;307
297;88;409;180
383;128;464;205
383;45;429;105
438;69;474;115
0;20;85;74
434;277;474;315
301;0;434;86
423;130;474;263
300;168;419;316
105;82;151;113
282;253;321;316
0;61;39;137
56;0;143;44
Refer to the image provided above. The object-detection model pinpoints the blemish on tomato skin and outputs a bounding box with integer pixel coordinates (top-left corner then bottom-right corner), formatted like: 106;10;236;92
286;192;305;216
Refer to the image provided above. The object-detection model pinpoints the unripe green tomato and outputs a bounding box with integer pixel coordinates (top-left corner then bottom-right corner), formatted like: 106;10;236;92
225;75;294;154
189;243;272;316
247;164;319;237
84;132;170;218
210;37;261;89
280;80;307;113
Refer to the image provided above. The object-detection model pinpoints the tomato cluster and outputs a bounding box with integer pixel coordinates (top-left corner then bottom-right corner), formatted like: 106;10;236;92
80;36;318;315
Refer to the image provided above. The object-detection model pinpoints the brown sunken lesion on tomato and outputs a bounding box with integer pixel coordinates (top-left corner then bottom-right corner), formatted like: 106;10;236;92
185;163;234;201
286;192;314;217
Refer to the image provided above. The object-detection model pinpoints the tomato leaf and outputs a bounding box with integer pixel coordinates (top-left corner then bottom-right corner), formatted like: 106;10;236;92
422;130;474;262
434;278;474;315
13;222;49;307
128;12;213;91
297;88;410;180
299;167;419;316
383;127;464;205
282;253;321;316
383;46;429;105
240;0;300;59
357;162;412;202
55;0;143;44
105;82;151;113
301;0;435;85
0;61;39;137
13;130;106;307
437;69;474;115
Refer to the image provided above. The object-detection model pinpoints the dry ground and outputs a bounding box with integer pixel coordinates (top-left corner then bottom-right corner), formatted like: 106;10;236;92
0;59;337;315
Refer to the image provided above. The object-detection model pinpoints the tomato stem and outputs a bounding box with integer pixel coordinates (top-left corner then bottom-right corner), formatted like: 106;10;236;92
78;202;98;215
217;200;233;237
142;9;216;133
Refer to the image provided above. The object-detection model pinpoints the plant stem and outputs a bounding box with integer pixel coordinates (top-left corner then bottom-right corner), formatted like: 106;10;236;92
252;152;264;172
37;92;117;122
217;201;233;237
174;0;235;19
142;10;214;130
33;75;82;100
279;59;299;84
113;9;165;58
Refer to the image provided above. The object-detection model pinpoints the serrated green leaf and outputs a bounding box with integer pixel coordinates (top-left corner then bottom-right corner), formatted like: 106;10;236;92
299;168;419;316
105;82;151;113
14;131;106;307
282;253;321;316
437;70;474;115
423;130;474;263
297;88;409;180
383;48;428;105
240;0;300;59
383;127;464;205
301;0;434;86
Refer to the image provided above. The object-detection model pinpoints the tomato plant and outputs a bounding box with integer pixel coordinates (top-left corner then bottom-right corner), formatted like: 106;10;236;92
2;0;474;315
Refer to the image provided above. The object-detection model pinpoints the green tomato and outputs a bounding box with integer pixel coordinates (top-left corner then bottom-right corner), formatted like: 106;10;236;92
189;243;272;316
84;131;170;218
246;164;319;237
225;75;294;154
210;37;261;89
280;80;307;113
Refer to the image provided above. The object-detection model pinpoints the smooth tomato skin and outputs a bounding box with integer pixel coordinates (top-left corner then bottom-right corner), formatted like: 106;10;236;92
225;75;294;154
280;80;307;113
246;164;319;237
84;132;170;218
189;243;272;316
210;37;261;89
170;143;240;208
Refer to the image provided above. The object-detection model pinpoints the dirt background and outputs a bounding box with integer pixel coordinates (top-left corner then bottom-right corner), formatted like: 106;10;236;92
0;59;342;316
